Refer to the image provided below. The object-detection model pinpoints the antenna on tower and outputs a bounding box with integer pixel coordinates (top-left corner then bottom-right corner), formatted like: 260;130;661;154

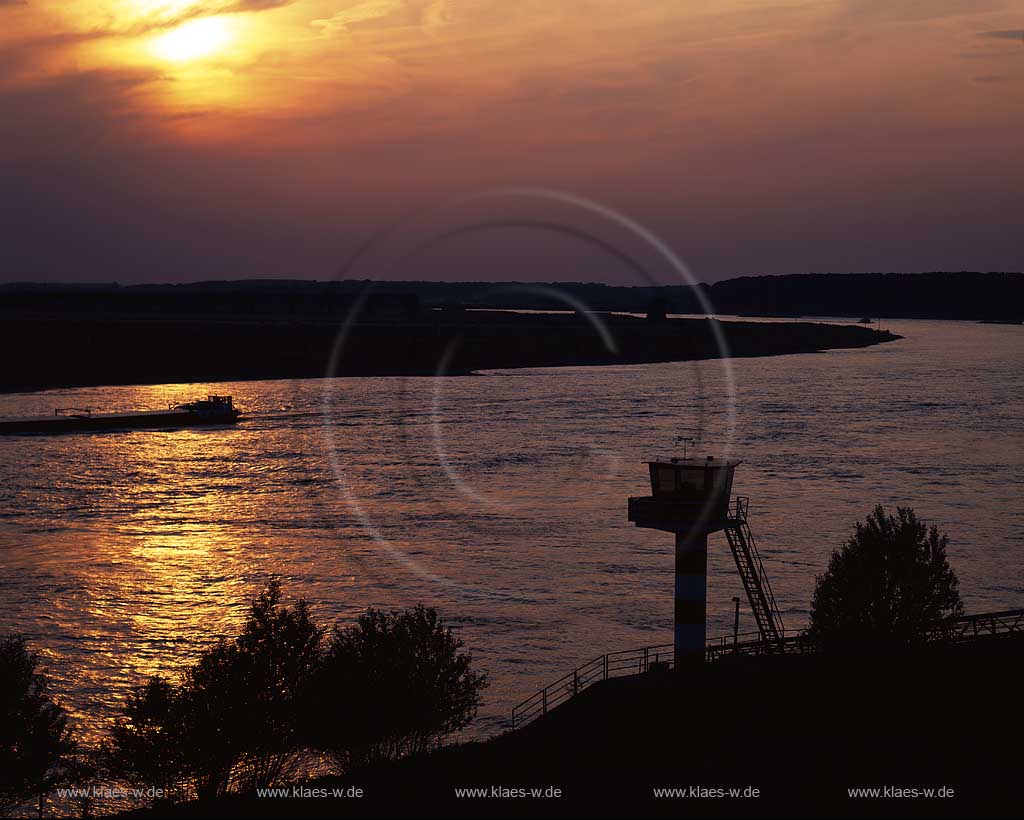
675;436;695;460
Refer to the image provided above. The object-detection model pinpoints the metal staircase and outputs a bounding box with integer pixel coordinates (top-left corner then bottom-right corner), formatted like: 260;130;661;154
724;497;785;641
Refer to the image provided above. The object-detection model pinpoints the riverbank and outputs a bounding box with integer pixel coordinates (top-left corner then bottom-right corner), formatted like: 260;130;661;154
123;631;1023;818
0;312;898;393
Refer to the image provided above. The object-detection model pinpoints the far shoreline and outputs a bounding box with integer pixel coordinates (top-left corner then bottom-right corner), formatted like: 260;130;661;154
0;313;900;396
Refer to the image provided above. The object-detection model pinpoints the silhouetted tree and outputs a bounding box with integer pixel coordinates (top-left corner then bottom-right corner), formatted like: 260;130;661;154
58;750;101;820
180;580;323;794
105;580;323;801
103;676;186;803
106;586;486;796
308;605;488;768
0;636;77;817
809;506;962;648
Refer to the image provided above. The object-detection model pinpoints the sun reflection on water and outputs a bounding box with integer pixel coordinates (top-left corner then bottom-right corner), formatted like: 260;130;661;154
30;426;281;740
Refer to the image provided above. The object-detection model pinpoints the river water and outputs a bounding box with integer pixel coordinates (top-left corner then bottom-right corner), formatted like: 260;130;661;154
0;317;1020;743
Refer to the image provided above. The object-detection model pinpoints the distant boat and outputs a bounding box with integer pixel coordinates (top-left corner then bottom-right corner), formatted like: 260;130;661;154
858;317;873;324
0;395;241;436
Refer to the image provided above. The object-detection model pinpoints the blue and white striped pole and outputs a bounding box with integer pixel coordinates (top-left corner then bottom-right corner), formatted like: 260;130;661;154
674;530;708;668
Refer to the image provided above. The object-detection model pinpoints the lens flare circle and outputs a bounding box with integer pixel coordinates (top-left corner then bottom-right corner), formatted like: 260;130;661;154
319;188;737;598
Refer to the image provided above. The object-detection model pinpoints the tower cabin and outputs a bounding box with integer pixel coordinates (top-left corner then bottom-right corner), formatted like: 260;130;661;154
628;456;740;534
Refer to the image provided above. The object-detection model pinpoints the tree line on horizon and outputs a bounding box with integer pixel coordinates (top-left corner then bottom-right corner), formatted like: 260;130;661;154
2;506;964;816
2;271;1021;321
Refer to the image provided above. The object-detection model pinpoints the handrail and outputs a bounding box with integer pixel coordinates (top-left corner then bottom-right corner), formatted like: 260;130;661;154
744;520;784;634
510;608;1024;731
726;496;784;637
922;608;1024;641
510;630;806;730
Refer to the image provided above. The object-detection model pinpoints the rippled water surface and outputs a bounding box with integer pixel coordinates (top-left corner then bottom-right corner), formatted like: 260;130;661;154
0;318;1021;742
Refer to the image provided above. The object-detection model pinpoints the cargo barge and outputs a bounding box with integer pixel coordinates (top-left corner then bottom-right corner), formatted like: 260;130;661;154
0;395;240;435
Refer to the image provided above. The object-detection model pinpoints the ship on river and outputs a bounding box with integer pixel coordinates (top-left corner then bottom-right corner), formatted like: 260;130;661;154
0;395;241;436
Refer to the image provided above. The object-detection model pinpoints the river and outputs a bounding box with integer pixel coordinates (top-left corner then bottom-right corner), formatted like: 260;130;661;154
0;317;1020;742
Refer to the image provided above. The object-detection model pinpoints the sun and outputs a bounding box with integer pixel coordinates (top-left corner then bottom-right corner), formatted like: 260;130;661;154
153;17;234;63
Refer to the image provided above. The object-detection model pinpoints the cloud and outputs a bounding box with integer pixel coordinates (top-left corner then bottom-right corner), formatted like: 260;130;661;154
0;65;302;282
12;0;299;48
836;0;1002;24
129;0;298;33
232;0;293;9
3;0;1024;284
312;0;450;37
0;67;157;155
978;29;1024;41
312;1;407;36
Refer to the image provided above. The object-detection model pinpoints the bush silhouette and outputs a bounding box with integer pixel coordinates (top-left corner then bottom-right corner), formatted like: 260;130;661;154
106;580;323;801
308;605;488;767
104;676;185;803
179;580;323;795
1;636;77;816
107;584;488;800
809;506;962;647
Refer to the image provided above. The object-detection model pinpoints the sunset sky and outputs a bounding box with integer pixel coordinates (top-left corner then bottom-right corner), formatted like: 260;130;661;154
1;1;1022;283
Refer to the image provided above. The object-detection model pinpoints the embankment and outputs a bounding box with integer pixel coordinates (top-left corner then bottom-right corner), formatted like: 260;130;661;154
131;633;1022;818
0;312;898;393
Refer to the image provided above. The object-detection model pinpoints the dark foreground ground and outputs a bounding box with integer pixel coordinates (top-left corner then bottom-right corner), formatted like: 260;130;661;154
128;633;1023;819
0;311;897;393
